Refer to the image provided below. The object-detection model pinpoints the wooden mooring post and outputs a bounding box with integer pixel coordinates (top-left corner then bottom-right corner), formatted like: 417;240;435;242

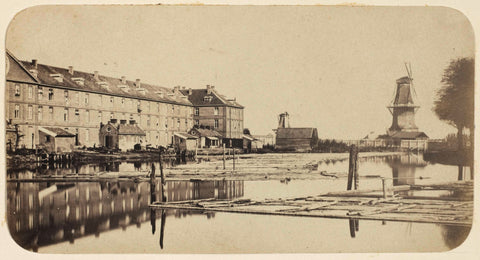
347;145;359;190
223;143;226;170
159;149;167;202
232;147;236;172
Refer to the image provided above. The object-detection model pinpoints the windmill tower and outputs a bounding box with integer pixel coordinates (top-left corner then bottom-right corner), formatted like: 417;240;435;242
387;63;420;136
277;112;290;129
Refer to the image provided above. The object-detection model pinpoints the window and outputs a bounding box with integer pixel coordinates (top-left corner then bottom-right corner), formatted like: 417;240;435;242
64;108;68;121
49;107;54;119
14;104;20;118
172;105;175;113
110;97;114;104
85;129;89;142
147;116;151;126
110;112;114;119
214;107;219;115
194;119;199;126
45;136;51;143
195;107;199;116
75;109;80;120
27;105;33;120
214;119;219;128
38;86;43;100
48;89;54;100
64;90;69;104
203;96;212;102
85;93;89;104
38;106;42;121
28;86;33;99
14;84;20;96
86;110;90;121
177;119;180;129
121;98;125;104
98;111;102;121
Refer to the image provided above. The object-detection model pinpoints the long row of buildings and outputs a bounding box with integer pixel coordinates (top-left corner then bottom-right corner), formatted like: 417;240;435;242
5;51;244;152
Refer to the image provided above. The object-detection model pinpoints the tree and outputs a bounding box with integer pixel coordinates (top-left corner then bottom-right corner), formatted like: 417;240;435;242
433;58;474;151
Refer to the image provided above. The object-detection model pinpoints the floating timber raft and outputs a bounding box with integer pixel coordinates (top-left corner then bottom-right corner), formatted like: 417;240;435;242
150;181;473;226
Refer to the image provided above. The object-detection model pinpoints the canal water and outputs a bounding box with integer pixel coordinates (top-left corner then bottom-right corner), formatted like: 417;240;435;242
6;153;472;253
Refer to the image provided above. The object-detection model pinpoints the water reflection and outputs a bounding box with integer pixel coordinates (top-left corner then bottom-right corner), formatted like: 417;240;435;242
6;179;244;251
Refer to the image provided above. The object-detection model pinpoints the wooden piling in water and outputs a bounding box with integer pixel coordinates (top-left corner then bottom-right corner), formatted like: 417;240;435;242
159;149;166;202
223;143;226;170
347;145;358;190
232;148;236;171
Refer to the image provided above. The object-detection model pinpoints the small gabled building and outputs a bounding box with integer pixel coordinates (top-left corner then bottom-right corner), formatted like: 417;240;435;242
38;127;76;153
99;119;146;151
188;127;223;148
173;132;198;152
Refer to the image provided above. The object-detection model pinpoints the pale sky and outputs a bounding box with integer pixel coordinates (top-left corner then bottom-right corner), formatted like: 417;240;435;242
6;5;474;139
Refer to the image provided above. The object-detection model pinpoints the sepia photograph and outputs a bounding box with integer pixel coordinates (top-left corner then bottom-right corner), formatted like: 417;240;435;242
2;4;476;255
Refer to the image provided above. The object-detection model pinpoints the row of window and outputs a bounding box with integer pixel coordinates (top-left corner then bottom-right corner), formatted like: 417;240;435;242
13;104;192;129
194;107;220;116
13;84;193;116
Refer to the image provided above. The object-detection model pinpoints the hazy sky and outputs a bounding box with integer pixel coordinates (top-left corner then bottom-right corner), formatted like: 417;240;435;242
6;5;474;139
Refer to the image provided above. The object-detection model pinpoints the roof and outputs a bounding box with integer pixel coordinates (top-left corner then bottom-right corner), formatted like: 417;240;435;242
6;51;38;83
179;88;244;108
189;128;223;138
276;128;318;139
39;127;75;137
242;134;255;141
389;131;429;139
174;132;198;139
118;124;146;135
6;51;191;106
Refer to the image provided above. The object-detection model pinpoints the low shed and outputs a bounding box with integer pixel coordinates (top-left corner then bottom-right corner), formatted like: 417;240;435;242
275;128;318;152
174;132;198;151
38;127;76;153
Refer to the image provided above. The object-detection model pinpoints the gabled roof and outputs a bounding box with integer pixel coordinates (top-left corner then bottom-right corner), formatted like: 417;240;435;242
7;52;191;106
389;131;429;139
180;88;244;108
189;128;223;138
276;128;318;139
39;127;75;137
5;51;38;83
118;124;146;135
174;132;198;139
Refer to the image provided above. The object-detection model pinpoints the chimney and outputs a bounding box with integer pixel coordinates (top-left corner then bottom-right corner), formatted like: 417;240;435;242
120;119;127;124
173;86;180;93
110;118;117;124
135;79;141;88
206;85;212;95
181;86;186;90
121;76;127;84
188;88;192;95
129;120;136;125
94;71;99;80
31;59;38;69
68;66;74;75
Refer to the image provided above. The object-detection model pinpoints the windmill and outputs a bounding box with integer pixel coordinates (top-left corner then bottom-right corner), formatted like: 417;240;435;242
386;63;420;135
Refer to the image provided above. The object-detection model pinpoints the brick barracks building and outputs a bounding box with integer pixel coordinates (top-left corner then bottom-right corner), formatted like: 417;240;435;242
5;50;244;151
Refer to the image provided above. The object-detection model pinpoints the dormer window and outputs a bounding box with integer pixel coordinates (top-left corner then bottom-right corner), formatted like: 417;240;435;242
203;96;213;102
136;88;146;95
118;85;129;93
50;73;64;83
72;77;85;86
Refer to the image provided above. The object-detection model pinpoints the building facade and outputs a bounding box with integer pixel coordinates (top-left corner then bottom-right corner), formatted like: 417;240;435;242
5;51;196;150
180;85;244;147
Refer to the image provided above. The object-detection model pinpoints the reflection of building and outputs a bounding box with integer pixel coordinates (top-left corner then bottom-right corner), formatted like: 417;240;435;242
386;154;427;186
7;179;244;251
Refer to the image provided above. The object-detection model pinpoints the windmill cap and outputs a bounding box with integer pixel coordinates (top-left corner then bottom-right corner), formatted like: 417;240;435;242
396;76;411;84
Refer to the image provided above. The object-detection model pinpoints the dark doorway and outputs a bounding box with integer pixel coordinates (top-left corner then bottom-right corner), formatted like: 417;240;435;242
105;135;113;148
